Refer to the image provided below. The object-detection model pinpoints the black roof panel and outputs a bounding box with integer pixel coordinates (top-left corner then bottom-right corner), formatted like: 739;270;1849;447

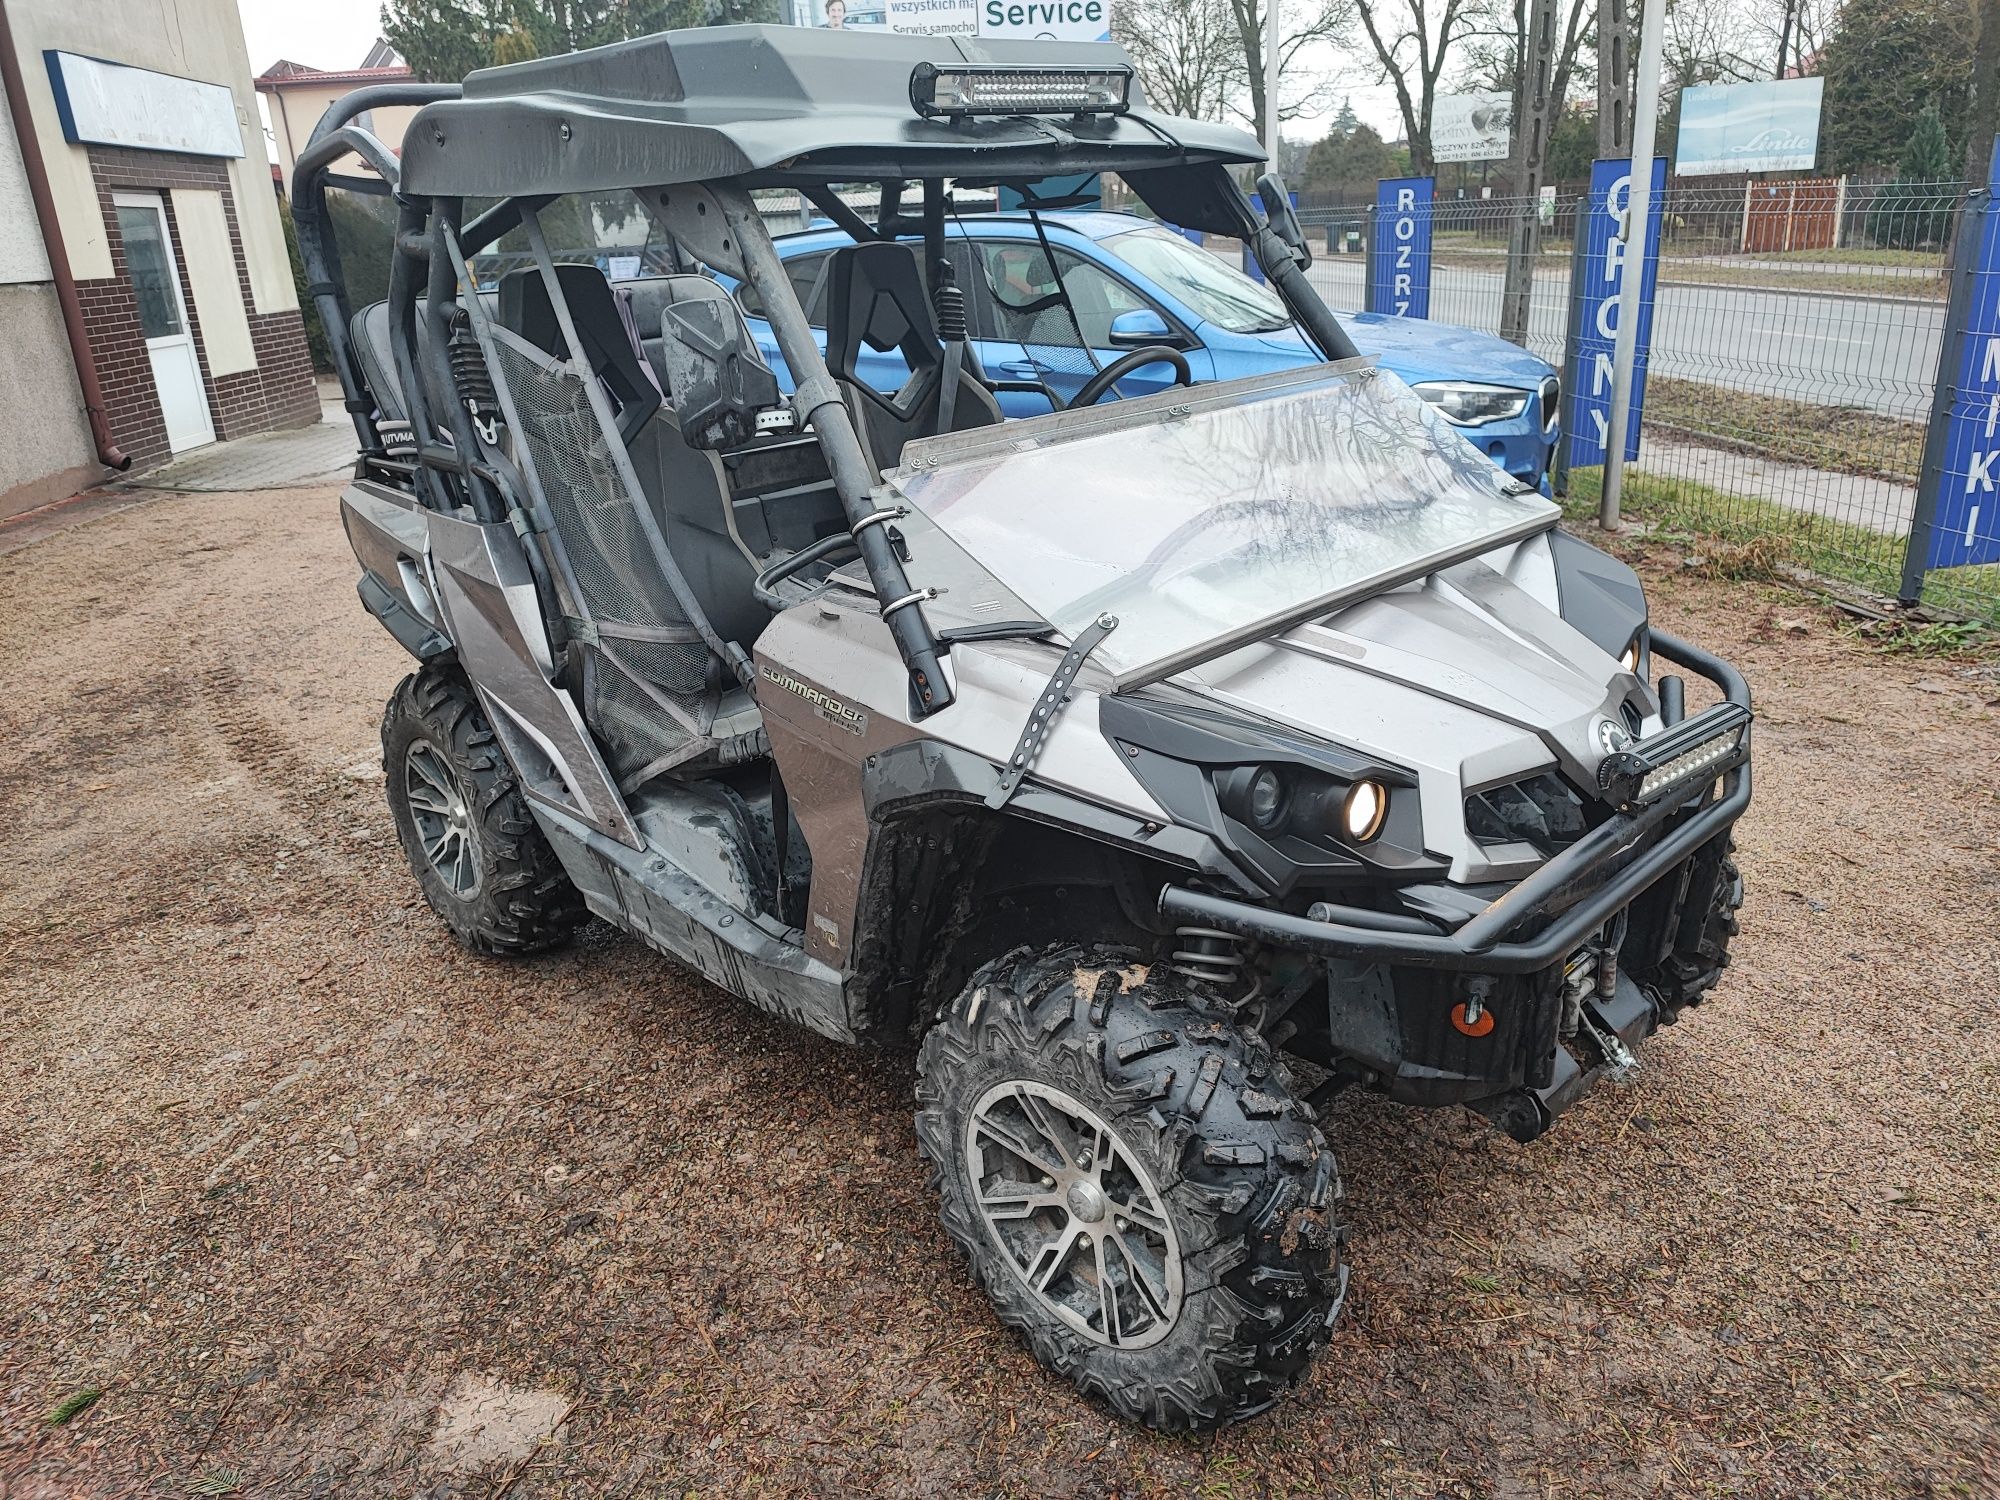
396;25;1263;196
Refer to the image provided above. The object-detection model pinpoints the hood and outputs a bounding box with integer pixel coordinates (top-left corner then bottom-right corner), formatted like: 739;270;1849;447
1249;317;1555;390
1176;549;1647;882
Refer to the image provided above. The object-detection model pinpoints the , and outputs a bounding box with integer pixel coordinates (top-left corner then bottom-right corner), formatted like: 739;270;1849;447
298;23;1755;1432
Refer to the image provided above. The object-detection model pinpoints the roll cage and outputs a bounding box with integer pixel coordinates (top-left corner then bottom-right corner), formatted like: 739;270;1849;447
295;27;1362;721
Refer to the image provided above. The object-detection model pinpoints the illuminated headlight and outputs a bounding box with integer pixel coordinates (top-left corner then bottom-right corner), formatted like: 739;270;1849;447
1412;380;1532;427
1619;637;1641;673
909;63;1133;119
1341;779;1388;843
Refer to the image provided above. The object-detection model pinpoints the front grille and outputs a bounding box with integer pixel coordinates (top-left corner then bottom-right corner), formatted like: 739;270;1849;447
1465;771;1588;855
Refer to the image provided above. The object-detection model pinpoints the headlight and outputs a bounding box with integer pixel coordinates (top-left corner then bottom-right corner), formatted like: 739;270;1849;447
1341;780;1388;843
1245;766;1288;830
1618;626;1649;676
1412;380;1531;427
1218;765;1389;845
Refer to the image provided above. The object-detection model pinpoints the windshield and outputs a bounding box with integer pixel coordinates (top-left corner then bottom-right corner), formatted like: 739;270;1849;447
1107;225;1291;334
887;365;1558;689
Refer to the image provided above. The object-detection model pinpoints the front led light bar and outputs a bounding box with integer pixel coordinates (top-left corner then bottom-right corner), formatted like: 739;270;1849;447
1635;732;1740;802
1596;701;1752;810
909;63;1133;120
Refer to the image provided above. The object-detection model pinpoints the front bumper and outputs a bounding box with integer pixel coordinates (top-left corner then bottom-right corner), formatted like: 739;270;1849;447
1156;629;1751;973
1425;400;1555;486
1155;629;1751;1133
1456;422;1554;488
1469;964;1661;1142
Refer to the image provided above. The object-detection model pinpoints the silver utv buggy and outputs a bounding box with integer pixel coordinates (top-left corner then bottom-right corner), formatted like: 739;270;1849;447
301;26;1752;1431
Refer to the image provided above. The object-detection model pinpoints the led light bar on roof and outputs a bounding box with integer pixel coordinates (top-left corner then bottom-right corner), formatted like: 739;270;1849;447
909;63;1133;120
